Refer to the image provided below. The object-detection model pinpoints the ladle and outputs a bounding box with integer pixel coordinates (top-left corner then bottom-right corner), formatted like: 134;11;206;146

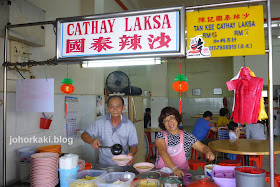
99;144;123;155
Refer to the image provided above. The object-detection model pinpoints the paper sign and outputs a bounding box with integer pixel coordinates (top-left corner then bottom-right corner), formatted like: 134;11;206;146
16;79;54;112
186;5;265;58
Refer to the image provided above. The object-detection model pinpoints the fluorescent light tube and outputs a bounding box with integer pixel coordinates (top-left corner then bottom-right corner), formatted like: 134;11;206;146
82;58;162;68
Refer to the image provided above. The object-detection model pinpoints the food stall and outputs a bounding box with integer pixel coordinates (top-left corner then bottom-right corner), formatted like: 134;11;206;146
1;0;275;186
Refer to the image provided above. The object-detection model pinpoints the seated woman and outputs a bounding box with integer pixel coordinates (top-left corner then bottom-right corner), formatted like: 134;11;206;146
155;107;215;178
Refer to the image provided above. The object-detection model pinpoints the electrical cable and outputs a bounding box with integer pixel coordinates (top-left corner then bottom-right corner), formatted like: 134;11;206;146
14;66;25;79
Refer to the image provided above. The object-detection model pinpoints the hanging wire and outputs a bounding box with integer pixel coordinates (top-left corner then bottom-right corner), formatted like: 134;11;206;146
67;63;69;79
44;64;48;81
243;56;246;67
14;66;25;79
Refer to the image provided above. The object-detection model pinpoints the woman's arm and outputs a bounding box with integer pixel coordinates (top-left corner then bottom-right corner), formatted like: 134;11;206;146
192;141;215;161
155;138;184;177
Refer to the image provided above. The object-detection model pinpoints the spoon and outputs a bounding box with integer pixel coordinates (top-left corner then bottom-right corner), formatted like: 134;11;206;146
99;144;123;155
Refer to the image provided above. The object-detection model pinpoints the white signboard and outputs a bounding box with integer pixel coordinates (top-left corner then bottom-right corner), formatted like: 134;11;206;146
56;6;185;61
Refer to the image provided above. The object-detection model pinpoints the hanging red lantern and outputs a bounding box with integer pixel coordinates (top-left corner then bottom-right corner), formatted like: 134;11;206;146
60;78;75;94
172;81;189;92
172;73;189;114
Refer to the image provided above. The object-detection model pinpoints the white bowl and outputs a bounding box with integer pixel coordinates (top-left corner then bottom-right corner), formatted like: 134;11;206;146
112;155;133;166
204;164;218;177
133;162;154;173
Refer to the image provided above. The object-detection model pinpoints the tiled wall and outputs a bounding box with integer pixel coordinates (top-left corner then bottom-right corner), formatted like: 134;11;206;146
169;97;234;128
0;93;97;185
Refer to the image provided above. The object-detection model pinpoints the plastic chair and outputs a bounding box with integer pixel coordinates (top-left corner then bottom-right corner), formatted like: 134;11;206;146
215;127;230;160
218;160;243;166
217;127;229;140
188;160;206;170
265;172;280;187
191;148;205;160
249;155;263;168
145;132;156;162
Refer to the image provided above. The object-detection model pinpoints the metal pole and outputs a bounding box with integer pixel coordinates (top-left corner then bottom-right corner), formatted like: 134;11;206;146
2;27;8;187
6;20;55;29
267;0;274;186
185;0;267;10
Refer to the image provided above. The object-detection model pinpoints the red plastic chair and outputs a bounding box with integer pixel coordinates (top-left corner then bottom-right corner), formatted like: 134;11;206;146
188;160;206;170
218;160;243;167
265;172;280;187
249;155;263;168
145;132;156;162
191;148;205;160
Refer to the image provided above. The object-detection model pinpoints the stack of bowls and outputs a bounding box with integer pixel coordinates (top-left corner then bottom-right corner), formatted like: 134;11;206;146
17;147;37;163
78;159;85;172
30;152;59;187
37;145;61;156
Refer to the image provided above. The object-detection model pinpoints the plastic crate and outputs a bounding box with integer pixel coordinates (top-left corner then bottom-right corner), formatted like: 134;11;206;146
211;165;236;187
95;172;135;187
69;170;107;187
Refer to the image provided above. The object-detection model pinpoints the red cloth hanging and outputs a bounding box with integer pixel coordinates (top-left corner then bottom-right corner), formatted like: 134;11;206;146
226;67;263;124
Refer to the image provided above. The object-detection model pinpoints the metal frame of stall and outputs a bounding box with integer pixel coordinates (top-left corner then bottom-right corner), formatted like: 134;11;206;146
1;0;274;186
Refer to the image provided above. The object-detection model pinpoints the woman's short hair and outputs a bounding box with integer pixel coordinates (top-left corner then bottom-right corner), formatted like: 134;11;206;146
219;108;229;116
228;121;238;131
158;107;182;130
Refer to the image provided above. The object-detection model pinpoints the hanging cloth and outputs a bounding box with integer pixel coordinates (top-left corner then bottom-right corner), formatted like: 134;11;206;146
226;67;265;124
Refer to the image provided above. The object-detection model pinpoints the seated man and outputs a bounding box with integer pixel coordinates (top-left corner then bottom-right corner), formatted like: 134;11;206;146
192;111;218;145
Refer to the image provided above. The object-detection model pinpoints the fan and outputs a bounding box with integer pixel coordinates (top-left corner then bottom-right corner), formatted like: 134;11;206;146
105;71;130;93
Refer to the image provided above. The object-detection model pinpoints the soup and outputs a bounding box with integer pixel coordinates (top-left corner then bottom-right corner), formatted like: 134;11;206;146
136;166;152;169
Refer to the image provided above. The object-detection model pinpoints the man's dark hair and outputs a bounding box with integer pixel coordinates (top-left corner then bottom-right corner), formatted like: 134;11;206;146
203;111;213;118
145;108;151;113
219;108;229;116
228;121;238;131
107;95;124;105
158;107;182;131
273;97;278;101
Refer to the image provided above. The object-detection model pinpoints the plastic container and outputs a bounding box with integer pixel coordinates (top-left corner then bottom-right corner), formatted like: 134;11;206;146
95;172;135;187
69;170;107;187
17;147;37;163
131;179;160;187
18;161;30;182
183;173;192;186
235;166;265;187
211;165;236;187
59;166;79;187
40;118;52;129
